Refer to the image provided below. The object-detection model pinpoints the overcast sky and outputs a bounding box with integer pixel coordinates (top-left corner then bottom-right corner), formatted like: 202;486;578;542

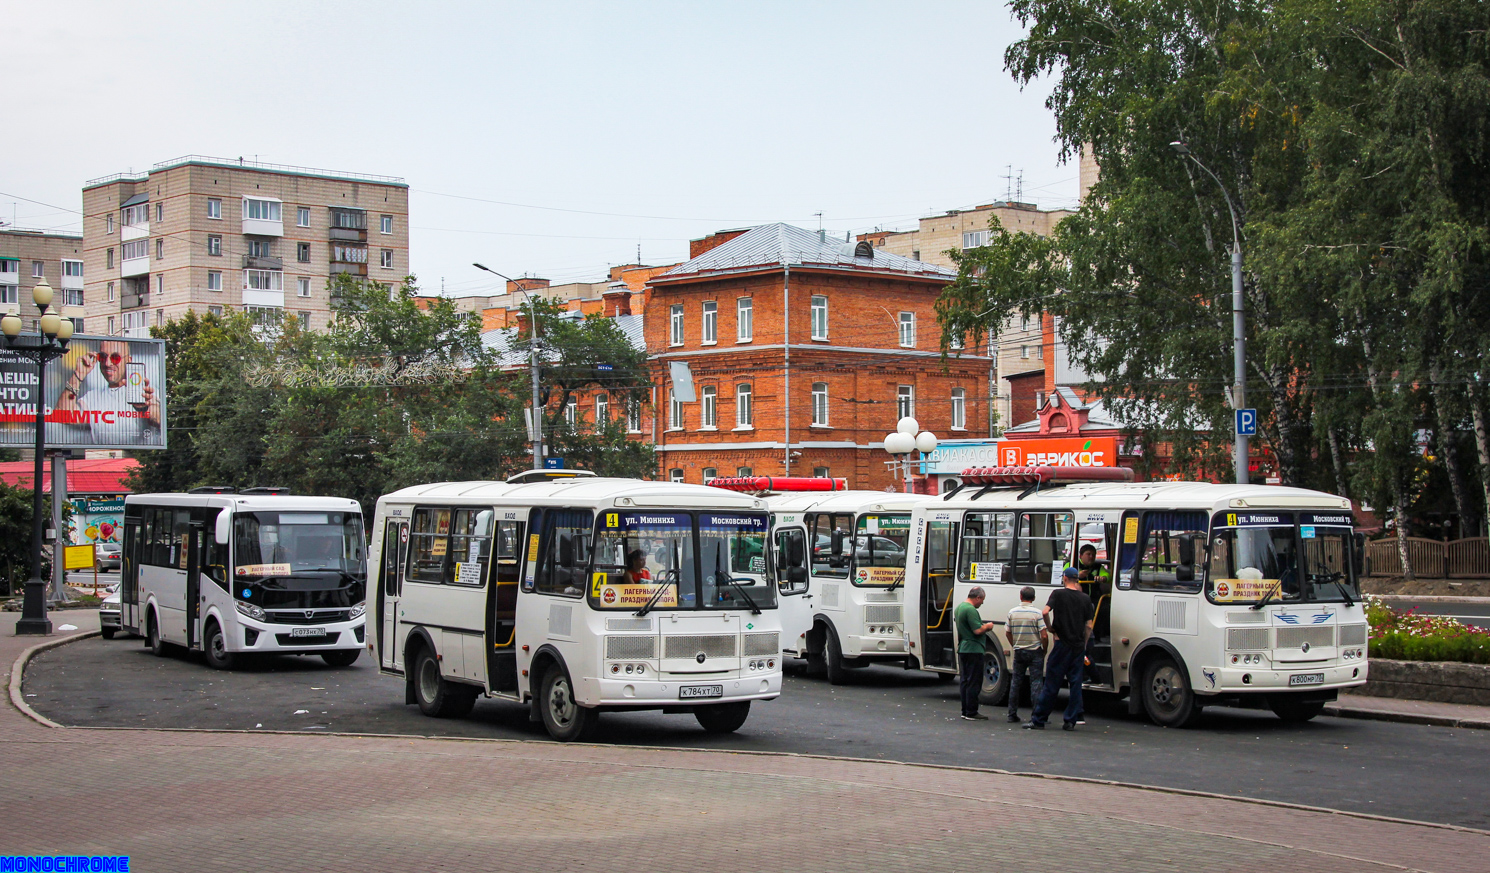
6;1;1073;298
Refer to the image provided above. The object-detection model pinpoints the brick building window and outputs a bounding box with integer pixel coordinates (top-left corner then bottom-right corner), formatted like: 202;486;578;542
626;397;641;433
107;281;114;302
106;248;114;268
897;385;914;420
207;271;222;292
207;305;222;317
811;382;828;426
207;198;222;220
670;469;685;484
1020;345;1031;360
596;392;609;422
381;249;394;269
31;261;44;278
668;388;682;430
810;295;828;340
737;297;752;342
701;300;717;344
298;277;311;297
207;235;222;257
565;397;578;429
951;388;966;430
813;466;829;478
702;468;717;483
298;311;311;329
106;215;114;234
381;215;393;234
670;304;684;346
155;238;164;260
297;207;311;227
736;466;752;477
298;243;311;263
155;203;164;223
700;386;716;429
736;383;753;428
898;311;916;348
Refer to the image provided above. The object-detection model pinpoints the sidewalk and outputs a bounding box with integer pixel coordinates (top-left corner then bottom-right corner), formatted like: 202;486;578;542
4;619;1489;872
1327;692;1490;729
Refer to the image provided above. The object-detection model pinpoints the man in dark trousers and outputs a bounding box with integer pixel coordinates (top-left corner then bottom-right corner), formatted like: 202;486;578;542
1024;567;1096;731
954;586;996;720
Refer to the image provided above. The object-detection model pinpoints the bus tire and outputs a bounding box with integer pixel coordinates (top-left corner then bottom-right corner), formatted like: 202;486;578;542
413;647;477;719
100;628;116;640
322;649;360;668
824;630;849;685
1141;656;1201;728
204;620;236;670
147;611;167;657
1269;696;1326;723
978;644;1010;706
539;665;598;742
695;701;751;734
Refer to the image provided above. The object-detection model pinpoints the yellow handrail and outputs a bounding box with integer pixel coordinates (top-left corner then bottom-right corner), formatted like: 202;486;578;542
926;575;955;630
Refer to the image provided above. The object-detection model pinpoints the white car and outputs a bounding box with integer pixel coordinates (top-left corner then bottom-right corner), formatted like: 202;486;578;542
99;589;123;639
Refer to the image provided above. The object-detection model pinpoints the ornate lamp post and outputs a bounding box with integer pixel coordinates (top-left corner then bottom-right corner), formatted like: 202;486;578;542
883;416;938;494
2;278;74;634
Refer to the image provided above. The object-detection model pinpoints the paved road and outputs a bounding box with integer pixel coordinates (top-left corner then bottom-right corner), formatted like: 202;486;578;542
24;636;1490;829
1393;597;1490;630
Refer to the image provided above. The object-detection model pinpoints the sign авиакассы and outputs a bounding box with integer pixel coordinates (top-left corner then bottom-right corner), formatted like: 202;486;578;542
0;335;167;451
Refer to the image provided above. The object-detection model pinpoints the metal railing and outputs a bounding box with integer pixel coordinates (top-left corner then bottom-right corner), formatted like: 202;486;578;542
151;155;406;186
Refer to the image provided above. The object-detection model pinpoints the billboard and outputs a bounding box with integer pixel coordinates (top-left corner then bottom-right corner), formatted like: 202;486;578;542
0;335;167;450
924;436;1119;473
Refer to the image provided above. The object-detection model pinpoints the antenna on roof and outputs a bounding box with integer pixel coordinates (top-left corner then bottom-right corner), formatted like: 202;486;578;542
1016;169;1025;202
815;212;823;231
1003;165;1013;201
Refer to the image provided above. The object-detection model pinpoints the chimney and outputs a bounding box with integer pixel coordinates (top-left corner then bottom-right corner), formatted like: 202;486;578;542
689;228;751;259
506;277;550;294
602;286;632;317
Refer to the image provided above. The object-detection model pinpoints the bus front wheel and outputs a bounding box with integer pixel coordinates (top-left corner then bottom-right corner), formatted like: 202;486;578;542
322;649;360;668
539;666;598;742
824;631;849;685
147;611;167;657
1141;657;1201;728
695;701;751;734
1269;695;1327;723
412;647;477;719
204;620;236;670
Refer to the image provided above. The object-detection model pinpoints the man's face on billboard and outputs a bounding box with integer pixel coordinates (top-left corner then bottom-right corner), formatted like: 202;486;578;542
98;342;130;388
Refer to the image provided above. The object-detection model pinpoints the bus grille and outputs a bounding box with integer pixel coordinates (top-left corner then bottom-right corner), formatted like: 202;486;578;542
742;632;779;656
664;634;737;659
605;635;657;660
265;609;350;625
1276;626;1334;649
865;605;902;625
274;632;342;646
1226;628;1270;651
1338;624;1368;647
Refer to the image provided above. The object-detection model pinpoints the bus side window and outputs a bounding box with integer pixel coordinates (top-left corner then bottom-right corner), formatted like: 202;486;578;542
776;529;808;594
1014;512;1073;587
534;510;593;597
445;508;494;586
202;509;229;590
809;513;852;576
407;507;449;585
1134;511;1208;593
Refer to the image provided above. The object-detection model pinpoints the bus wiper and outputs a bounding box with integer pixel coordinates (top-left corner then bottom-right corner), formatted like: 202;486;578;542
1322;572;1354;607
635;581;671;617
717;547;760;615
1250;579;1283;611
885;570;905;592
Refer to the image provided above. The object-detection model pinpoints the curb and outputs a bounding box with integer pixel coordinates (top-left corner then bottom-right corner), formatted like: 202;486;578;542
1324;702;1490;731
7;630;101;729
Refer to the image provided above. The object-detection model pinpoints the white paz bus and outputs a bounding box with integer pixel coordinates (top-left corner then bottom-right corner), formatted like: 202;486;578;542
368;471;782;742
120;489;368;669
903;467;1369;726
711;477;935;683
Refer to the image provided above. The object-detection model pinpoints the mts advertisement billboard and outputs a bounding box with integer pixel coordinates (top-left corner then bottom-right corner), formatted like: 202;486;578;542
0;335;167;450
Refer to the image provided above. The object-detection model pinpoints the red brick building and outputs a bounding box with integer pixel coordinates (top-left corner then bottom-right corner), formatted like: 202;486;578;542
644;223;992;489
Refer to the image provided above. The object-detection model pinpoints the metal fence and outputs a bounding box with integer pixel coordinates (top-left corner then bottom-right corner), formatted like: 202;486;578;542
1364;537;1490;578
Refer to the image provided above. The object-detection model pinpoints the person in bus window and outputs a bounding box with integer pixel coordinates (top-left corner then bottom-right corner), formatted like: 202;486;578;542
624;549;651;585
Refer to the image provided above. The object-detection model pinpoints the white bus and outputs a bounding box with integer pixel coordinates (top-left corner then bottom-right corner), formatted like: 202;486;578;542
903;467;1369;726
712;478;935;683
120;489;368;669
368;471;783;742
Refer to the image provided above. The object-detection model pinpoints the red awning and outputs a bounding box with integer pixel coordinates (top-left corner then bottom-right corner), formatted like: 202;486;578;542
0;458;140;495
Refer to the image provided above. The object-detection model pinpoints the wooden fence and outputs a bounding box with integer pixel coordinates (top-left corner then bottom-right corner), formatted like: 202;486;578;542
1364;537;1490;578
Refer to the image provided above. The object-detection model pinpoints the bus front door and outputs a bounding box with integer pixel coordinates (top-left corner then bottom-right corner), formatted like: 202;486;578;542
185;520;203;650
122;519;142;633
379;519;408;671
486;518;524;693
919;519;958;671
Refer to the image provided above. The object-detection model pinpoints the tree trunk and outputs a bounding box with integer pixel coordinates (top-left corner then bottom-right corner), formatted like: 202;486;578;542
1393;489;1415;581
1429;361;1472;538
1469;380;1490;542
1328;424;1349;499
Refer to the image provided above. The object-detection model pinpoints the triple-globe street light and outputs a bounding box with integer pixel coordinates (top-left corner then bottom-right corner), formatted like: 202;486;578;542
883;416;938;494
2;278;74;634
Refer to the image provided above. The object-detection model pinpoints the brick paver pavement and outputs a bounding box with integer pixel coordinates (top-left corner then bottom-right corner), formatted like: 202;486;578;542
5;618;1487;872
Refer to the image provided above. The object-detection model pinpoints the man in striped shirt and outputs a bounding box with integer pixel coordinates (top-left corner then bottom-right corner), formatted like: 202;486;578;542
1004;586;1047;723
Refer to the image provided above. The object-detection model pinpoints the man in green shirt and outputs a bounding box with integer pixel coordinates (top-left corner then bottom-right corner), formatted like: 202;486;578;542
955;586;996;720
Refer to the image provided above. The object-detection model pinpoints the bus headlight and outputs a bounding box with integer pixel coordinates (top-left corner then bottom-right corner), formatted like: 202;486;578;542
349;602;366;619
235;601;267;622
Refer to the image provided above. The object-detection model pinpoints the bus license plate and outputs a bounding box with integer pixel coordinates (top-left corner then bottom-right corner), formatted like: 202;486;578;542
679;684;723;700
290;627;327;638
1289;672;1325;686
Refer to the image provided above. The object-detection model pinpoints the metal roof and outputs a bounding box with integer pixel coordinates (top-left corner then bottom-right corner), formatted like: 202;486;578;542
762;490;942;514
120;193;150;208
377;477;768;508
658;223;957;283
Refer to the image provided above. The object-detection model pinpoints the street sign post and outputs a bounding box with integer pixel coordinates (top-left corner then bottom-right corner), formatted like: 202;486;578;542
1235;408;1257;437
544;457;565;470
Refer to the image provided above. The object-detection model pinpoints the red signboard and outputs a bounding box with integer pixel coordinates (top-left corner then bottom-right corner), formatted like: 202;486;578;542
998;437;1118;468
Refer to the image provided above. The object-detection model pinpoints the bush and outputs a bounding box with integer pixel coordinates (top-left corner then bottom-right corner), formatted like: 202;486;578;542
1367;596;1490;664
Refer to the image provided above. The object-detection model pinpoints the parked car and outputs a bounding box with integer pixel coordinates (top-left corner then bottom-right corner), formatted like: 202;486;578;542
99;589;122;639
95;541;122;571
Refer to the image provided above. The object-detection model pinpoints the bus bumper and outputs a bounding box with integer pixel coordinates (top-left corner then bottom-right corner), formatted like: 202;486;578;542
589;672;781;706
232;618;367;653
1210;660;1367;693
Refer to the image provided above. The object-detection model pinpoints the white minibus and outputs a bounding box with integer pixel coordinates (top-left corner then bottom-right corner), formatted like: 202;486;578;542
904;466;1369;726
121;489;367;669
369;471;783;742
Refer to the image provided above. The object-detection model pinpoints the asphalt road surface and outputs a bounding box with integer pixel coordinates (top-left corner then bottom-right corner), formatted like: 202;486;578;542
1392;598;1490;630
25;636;1490;829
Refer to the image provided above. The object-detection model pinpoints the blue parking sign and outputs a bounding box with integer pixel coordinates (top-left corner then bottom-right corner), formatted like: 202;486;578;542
1235;408;1257;436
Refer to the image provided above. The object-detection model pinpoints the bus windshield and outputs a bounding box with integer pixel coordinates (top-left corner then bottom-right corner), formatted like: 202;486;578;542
1206;511;1360;604
589;511;774;610
852;513;911;586
234;511;367;582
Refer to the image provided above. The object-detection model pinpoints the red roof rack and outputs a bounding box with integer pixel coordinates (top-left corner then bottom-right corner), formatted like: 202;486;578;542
709;476;847;493
958;466;1135;486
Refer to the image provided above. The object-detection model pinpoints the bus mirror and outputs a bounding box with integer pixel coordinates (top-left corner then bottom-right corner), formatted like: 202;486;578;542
787;566;808;587
830;529;845;557
787;537;804;567
215;513;231;545
1175;534;1197;582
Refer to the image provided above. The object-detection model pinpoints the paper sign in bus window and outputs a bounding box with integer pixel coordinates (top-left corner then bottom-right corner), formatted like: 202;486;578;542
599;583;677;609
970;561;1003;582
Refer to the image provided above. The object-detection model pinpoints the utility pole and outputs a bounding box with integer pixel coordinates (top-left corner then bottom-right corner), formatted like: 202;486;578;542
474;263;543;469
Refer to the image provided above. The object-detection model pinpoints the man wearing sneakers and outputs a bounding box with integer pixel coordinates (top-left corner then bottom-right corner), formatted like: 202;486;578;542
1004;586;1047;723
1024;567;1095;732
955;587;996;720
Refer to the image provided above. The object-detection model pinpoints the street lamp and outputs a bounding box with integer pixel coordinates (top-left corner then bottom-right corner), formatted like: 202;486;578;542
883;416;938;494
2;278;74;634
1171;141;1249;485
473;263;543;470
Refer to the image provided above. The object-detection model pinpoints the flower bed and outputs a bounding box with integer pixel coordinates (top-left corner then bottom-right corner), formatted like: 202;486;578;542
1367;596;1490;665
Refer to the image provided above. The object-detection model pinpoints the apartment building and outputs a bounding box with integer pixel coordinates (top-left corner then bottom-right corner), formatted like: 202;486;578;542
0;228;86;328
647;223;986;490
81;156;408;336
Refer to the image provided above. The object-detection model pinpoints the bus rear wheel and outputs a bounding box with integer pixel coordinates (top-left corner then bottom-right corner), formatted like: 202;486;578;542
1269;696;1327;723
539;666;598;742
1141;657;1201;728
412;648;477;719
204;620;235;670
978;646;1010;706
824;631;849;685
695;701;751;734
322;649;360;668
147;611;167;657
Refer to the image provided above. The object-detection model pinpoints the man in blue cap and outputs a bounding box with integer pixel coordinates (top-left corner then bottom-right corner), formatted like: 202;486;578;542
1024;566;1096;731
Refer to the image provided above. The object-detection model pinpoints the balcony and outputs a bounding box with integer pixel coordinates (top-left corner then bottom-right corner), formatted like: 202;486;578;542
329;262;367;277
329;227;367;242
0;267;17;285
120;256;150;278
123;326;151;338
121;292;150;310
121;223;149;242
242;254;284;270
